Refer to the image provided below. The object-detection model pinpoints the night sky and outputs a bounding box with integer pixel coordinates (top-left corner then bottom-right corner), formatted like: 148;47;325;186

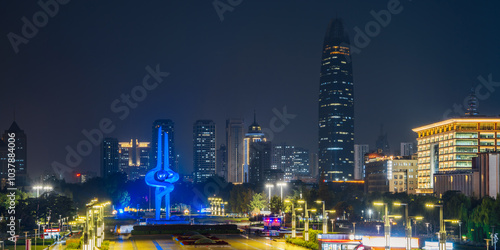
1;1;500;179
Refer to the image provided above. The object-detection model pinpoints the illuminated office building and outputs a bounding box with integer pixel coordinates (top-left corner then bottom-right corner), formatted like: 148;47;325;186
119;139;150;180
243;113;272;184
413;118;500;194
318;18;354;181
364;155;418;194
193;120;216;183
101;137;119;178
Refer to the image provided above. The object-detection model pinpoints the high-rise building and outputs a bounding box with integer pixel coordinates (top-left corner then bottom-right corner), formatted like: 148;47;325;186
217;144;227;179
1;121;28;187
150;120;176;171
292;147;310;177
193;120;216;183
318;18;354;181
118;139;150;180
226;118;245;183
354;144;369;180
400;142;415;157
272;143;295;171
101;138;119;178
243;113;272;184
413;117;500;194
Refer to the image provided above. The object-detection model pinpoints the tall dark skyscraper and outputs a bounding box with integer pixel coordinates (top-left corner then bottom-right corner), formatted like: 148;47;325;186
193;120;216;183
101;137;119;178
318;18;354;180
1;121;28;187
226;118;244;183
150;120;176;172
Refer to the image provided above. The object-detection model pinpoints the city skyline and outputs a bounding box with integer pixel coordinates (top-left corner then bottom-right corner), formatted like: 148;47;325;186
1;1;500;179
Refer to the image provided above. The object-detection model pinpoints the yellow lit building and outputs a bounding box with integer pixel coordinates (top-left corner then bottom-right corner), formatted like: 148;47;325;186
412;118;500;194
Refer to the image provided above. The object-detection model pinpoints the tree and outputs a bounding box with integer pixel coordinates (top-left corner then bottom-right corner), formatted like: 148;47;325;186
270;195;283;214
249;193;266;215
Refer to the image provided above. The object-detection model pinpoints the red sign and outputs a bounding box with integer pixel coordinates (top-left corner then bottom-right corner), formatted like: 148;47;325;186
44;229;60;233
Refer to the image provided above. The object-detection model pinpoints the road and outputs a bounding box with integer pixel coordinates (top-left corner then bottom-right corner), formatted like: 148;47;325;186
110;235;308;250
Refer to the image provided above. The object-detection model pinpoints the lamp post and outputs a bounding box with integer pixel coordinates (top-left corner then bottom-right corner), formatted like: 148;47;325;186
298;200;312;241
284;199;296;238
316;200;327;234
277;182;286;200
426;203;445;250
374;202;390;250
394;202;411;250
265;184;274;206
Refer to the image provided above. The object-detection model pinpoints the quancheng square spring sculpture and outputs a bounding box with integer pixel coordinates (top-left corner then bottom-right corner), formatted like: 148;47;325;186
145;126;179;220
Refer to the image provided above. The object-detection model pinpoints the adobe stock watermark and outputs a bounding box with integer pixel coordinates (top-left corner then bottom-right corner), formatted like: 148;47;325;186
7;0;71;54
51;64;170;178
443;74;500;119
212;0;243;22
341;0;406;63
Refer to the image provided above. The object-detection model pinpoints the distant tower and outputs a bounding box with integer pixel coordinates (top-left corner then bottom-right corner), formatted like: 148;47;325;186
318;18;355;181
465;89;479;116
2;121;28;187
375;124;391;154
101;138;119;178
243;112;272;184
354;144;369;180
193;120;216;183
151;120;176;171
226;118;245;183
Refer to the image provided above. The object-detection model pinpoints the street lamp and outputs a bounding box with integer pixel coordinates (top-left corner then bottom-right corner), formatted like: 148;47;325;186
426;203;445;250
277;182;286;200
298;200;310;241
316;200;327;234
394;202;412;250
265;184;274;205
284;199;296;238
374;202;390;250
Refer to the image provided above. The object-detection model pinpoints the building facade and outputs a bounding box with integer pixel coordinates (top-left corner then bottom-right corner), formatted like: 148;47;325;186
193;120;216;183
472;152;500;198
101;137;119;178
318;18;355;181
118;139;150;180
413;117;500;194
226;119;245;183
364;155;418;194
354;144;369;180
150;119;176;171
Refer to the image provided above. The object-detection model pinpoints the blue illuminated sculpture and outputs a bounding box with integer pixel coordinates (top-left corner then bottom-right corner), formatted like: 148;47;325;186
145;127;179;220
